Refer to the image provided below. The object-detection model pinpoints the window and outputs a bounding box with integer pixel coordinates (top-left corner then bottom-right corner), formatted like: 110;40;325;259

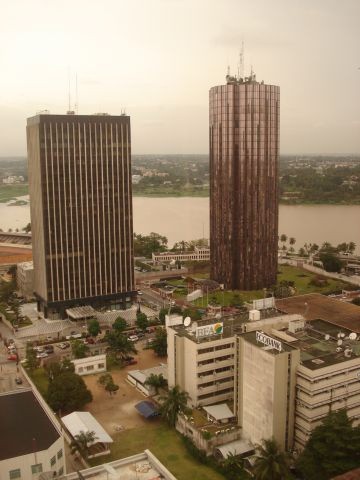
31;464;42;475
57;449;63;460
86;365;94;371
50;455;56;467
58;467;64;476
98;363;105;369
9;469;21;479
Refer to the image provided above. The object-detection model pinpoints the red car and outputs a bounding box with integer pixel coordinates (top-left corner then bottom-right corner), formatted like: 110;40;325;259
8;354;18;361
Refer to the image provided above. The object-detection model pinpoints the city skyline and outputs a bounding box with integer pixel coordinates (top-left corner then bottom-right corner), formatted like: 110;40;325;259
1;0;359;156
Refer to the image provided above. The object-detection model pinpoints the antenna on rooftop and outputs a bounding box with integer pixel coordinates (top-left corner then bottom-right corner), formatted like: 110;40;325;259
75;73;78;114
184;317;191;327
239;41;244;80
68;67;71;112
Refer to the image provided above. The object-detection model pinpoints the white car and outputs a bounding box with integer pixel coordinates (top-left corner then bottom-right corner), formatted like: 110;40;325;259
128;335;139;342
36;352;49;359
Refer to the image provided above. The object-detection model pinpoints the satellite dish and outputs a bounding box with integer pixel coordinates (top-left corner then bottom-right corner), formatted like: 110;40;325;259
215;313;221;319
337;339;343;346
325;334;330;341
184;317;191;327
341;333;346;338
349;332;357;341
337;333;342;338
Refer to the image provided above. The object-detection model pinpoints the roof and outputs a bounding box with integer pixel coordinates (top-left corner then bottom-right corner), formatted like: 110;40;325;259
331;468;360;480
65;305;96;320
61;411;113;444
203;404;234;421
276;293;360;333
128;364;168;385
215;439;254;459
0;390;60;461
135;401;159;418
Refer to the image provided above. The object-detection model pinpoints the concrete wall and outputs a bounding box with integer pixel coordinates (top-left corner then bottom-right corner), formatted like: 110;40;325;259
71;354;106;376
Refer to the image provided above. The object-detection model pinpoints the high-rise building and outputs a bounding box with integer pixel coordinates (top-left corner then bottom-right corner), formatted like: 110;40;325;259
27;113;135;318
209;72;280;290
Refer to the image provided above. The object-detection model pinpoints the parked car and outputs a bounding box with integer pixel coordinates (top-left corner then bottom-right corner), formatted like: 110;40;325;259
57;342;70;349
65;333;82;340
124;358;137;366
128;335;139;342
15;377;23;385
7;354;18;361
34;346;44;353
44;345;54;354
36;352;48;359
136;332;145;339
87;338;95;344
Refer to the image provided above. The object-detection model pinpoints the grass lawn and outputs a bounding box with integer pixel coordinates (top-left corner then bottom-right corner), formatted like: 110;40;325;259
29;368;49;397
168;265;352;308
0;184;28;202
278;265;350;295
89;421;225;480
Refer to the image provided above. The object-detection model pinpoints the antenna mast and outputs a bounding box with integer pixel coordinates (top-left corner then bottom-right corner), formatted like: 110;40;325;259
75;73;78;114
239;41;244;80
68;68;71;112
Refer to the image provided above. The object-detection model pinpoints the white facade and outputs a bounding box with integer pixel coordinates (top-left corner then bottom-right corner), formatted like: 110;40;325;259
17;261;34;299
0;436;65;479
72;354;106;376
152;247;210;263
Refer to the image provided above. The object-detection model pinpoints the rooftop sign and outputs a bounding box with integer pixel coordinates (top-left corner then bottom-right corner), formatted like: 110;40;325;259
196;322;223;338
256;331;282;352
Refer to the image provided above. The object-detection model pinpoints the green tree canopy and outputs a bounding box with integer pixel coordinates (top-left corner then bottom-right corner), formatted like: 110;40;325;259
70;430;98;459
134;232;168;257
71;339;89;359
25;344;39;371
253;438;291;480
88;318;100;337
105;330;137;358
45;358;75;381
47;371;93;413
159;385;190;427
151;327;167;356
136;311;148;331
112;316;128;333
144;373;168;394
296;410;360;480
319;252;344;273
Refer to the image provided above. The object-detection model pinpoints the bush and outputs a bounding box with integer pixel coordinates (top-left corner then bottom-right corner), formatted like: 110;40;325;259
309;275;329;287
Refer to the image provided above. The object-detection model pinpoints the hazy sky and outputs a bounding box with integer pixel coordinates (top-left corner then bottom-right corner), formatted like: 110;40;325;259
0;0;359;155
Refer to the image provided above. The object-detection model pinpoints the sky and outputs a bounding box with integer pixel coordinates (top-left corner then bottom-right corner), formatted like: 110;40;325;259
0;0;359;155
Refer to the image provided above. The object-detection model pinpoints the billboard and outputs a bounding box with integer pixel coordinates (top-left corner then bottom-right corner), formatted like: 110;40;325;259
196;322;223;338
253;297;275;311
255;331;282;352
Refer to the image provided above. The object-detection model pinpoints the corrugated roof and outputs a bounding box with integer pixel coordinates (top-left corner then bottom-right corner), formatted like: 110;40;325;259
135;401;159;418
203;403;234;420
215;439;254;458
62;411;113;444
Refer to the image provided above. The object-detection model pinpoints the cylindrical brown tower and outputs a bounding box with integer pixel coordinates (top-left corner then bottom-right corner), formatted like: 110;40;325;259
209;75;279;290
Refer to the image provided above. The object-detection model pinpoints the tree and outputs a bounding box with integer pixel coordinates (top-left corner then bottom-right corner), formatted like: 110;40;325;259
47;371;92;412
105;330;137;358
230;293;244;307
23;222;31;233
348;242;356;254
25;344;39;371
136;311;148;331
133;232;168;257
151;328;167;356
70;430;98;459
98;373;119;395
296;410;360;480
144;373;168;394
222;452;250;480
45;358;74;381
182;307;202;321
88;318;100;337
352;297;360;306
319;252;344;273
289;237;296;247
159;385;190;427
0;277;16;303
71;339;89;359
253;438;291;480
112;316;128;333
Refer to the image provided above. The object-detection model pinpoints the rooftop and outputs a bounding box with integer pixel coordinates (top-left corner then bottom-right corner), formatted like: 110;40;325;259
276;293;360;333
0;390;60;461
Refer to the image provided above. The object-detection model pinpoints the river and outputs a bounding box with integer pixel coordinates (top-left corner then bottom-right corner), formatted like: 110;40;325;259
0;197;358;253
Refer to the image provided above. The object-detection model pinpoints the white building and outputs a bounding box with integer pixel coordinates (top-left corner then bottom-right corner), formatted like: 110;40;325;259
0;389;66;479
152;247;210;263
71;354;107;376
17;261;34;299
128;364;168;396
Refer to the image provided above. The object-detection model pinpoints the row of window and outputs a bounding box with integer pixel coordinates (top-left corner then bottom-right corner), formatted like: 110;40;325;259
9;450;63;479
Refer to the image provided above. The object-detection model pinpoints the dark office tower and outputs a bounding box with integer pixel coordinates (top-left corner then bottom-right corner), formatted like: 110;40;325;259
27;113;135;318
209;73;279;290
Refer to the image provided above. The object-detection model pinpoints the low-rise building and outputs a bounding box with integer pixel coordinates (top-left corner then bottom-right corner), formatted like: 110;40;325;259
152;247;210;264
0;389;66;479
17;260;34;299
71;354;107;376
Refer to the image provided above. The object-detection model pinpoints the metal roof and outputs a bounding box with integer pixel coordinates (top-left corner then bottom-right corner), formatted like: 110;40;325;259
203;403;234;421
66;305;96;320
62;411;113;444
135;401;159;418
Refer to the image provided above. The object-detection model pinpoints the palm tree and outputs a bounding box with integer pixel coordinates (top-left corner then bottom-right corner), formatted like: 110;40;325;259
222;452;249;479
144;373;168;395
253;438;291;480
159;385;190;427
70;430;98;459
289;237;296;247
348;242;356;254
